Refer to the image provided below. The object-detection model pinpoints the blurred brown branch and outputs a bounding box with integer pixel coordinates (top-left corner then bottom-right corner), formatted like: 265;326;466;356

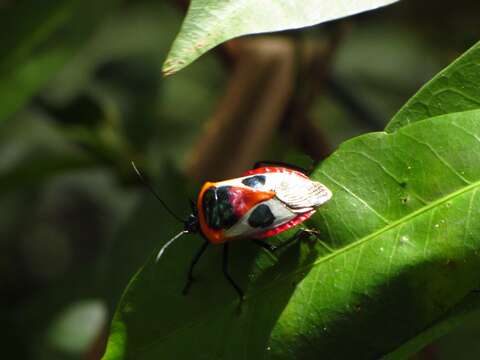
186;25;346;181
282;23;347;161
186;36;296;181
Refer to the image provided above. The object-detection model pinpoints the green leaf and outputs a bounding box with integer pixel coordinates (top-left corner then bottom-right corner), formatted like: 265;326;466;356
386;41;480;132
103;109;480;359
162;0;399;75
0;0;120;123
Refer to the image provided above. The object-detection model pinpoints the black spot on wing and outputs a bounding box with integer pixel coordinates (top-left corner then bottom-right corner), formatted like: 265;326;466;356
248;204;275;228
242;175;266;188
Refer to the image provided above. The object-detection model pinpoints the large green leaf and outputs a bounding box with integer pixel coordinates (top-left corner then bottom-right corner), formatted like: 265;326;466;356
103;109;480;359
386;41;480;132
162;0;399;75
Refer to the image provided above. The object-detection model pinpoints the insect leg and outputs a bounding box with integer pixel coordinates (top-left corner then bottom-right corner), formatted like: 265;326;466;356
182;240;209;295
271;229;309;251
252;240;279;262
252;160;308;173
277;229;335;255
223;243;245;301
256;229;316;253
252;239;277;252
302;228;334;253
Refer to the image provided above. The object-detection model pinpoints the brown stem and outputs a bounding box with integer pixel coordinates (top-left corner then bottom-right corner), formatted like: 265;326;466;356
281;23;348;161
186;37;296;182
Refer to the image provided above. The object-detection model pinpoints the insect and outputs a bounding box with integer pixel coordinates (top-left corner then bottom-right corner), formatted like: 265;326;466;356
132;161;332;300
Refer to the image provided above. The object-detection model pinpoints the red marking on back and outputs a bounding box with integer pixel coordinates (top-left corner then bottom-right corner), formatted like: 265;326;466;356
253;210;315;239
242;166;308;179
228;186;275;218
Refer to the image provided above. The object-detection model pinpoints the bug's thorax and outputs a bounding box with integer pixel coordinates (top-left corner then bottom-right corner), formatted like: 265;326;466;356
196;181;274;244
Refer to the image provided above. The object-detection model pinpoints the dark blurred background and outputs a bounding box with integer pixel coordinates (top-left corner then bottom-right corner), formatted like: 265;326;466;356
1;1;478;359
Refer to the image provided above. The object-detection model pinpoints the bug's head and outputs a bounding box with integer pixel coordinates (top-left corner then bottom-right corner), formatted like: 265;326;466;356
183;213;199;234
183;199;199;233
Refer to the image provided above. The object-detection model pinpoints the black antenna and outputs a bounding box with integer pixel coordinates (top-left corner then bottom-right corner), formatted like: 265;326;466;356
131;161;183;223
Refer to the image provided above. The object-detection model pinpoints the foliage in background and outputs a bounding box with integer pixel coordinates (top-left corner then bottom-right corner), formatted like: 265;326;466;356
1;0;479;359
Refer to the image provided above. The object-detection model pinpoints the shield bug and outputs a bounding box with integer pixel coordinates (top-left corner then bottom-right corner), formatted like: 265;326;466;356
133;161;332;300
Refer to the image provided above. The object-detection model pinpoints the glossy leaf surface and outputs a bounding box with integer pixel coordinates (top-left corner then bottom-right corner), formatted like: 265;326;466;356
162;0;398;75
104;109;480;359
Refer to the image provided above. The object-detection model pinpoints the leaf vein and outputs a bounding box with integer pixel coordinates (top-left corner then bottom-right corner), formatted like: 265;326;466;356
450;122;480;143
401;133;471;185
320;170;390;224
432;88;480;106
348;243;365;296
423;210;435;258
464;187;477;250
342;150;429;204
386;227;401;286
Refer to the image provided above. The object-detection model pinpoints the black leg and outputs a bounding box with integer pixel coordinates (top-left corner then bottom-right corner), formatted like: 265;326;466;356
183;240;209;295
253;160;308;174
252;240;279;262
253;228;326;254
303;228;334;253
254;229;307;252
277;229;309;249
223;243;245;300
253;239;277;253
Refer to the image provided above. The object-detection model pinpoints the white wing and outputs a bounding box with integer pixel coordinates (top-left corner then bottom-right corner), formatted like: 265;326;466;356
274;173;332;212
221;171;332;212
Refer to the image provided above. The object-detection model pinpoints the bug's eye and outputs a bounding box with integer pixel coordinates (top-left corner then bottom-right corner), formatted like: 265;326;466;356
242;175;266;188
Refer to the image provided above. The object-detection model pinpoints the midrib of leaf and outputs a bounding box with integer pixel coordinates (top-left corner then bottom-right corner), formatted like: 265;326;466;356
133;176;480;354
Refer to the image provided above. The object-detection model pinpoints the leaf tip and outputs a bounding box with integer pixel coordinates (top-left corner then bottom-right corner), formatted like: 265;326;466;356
161;63;176;77
162;58;188;77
